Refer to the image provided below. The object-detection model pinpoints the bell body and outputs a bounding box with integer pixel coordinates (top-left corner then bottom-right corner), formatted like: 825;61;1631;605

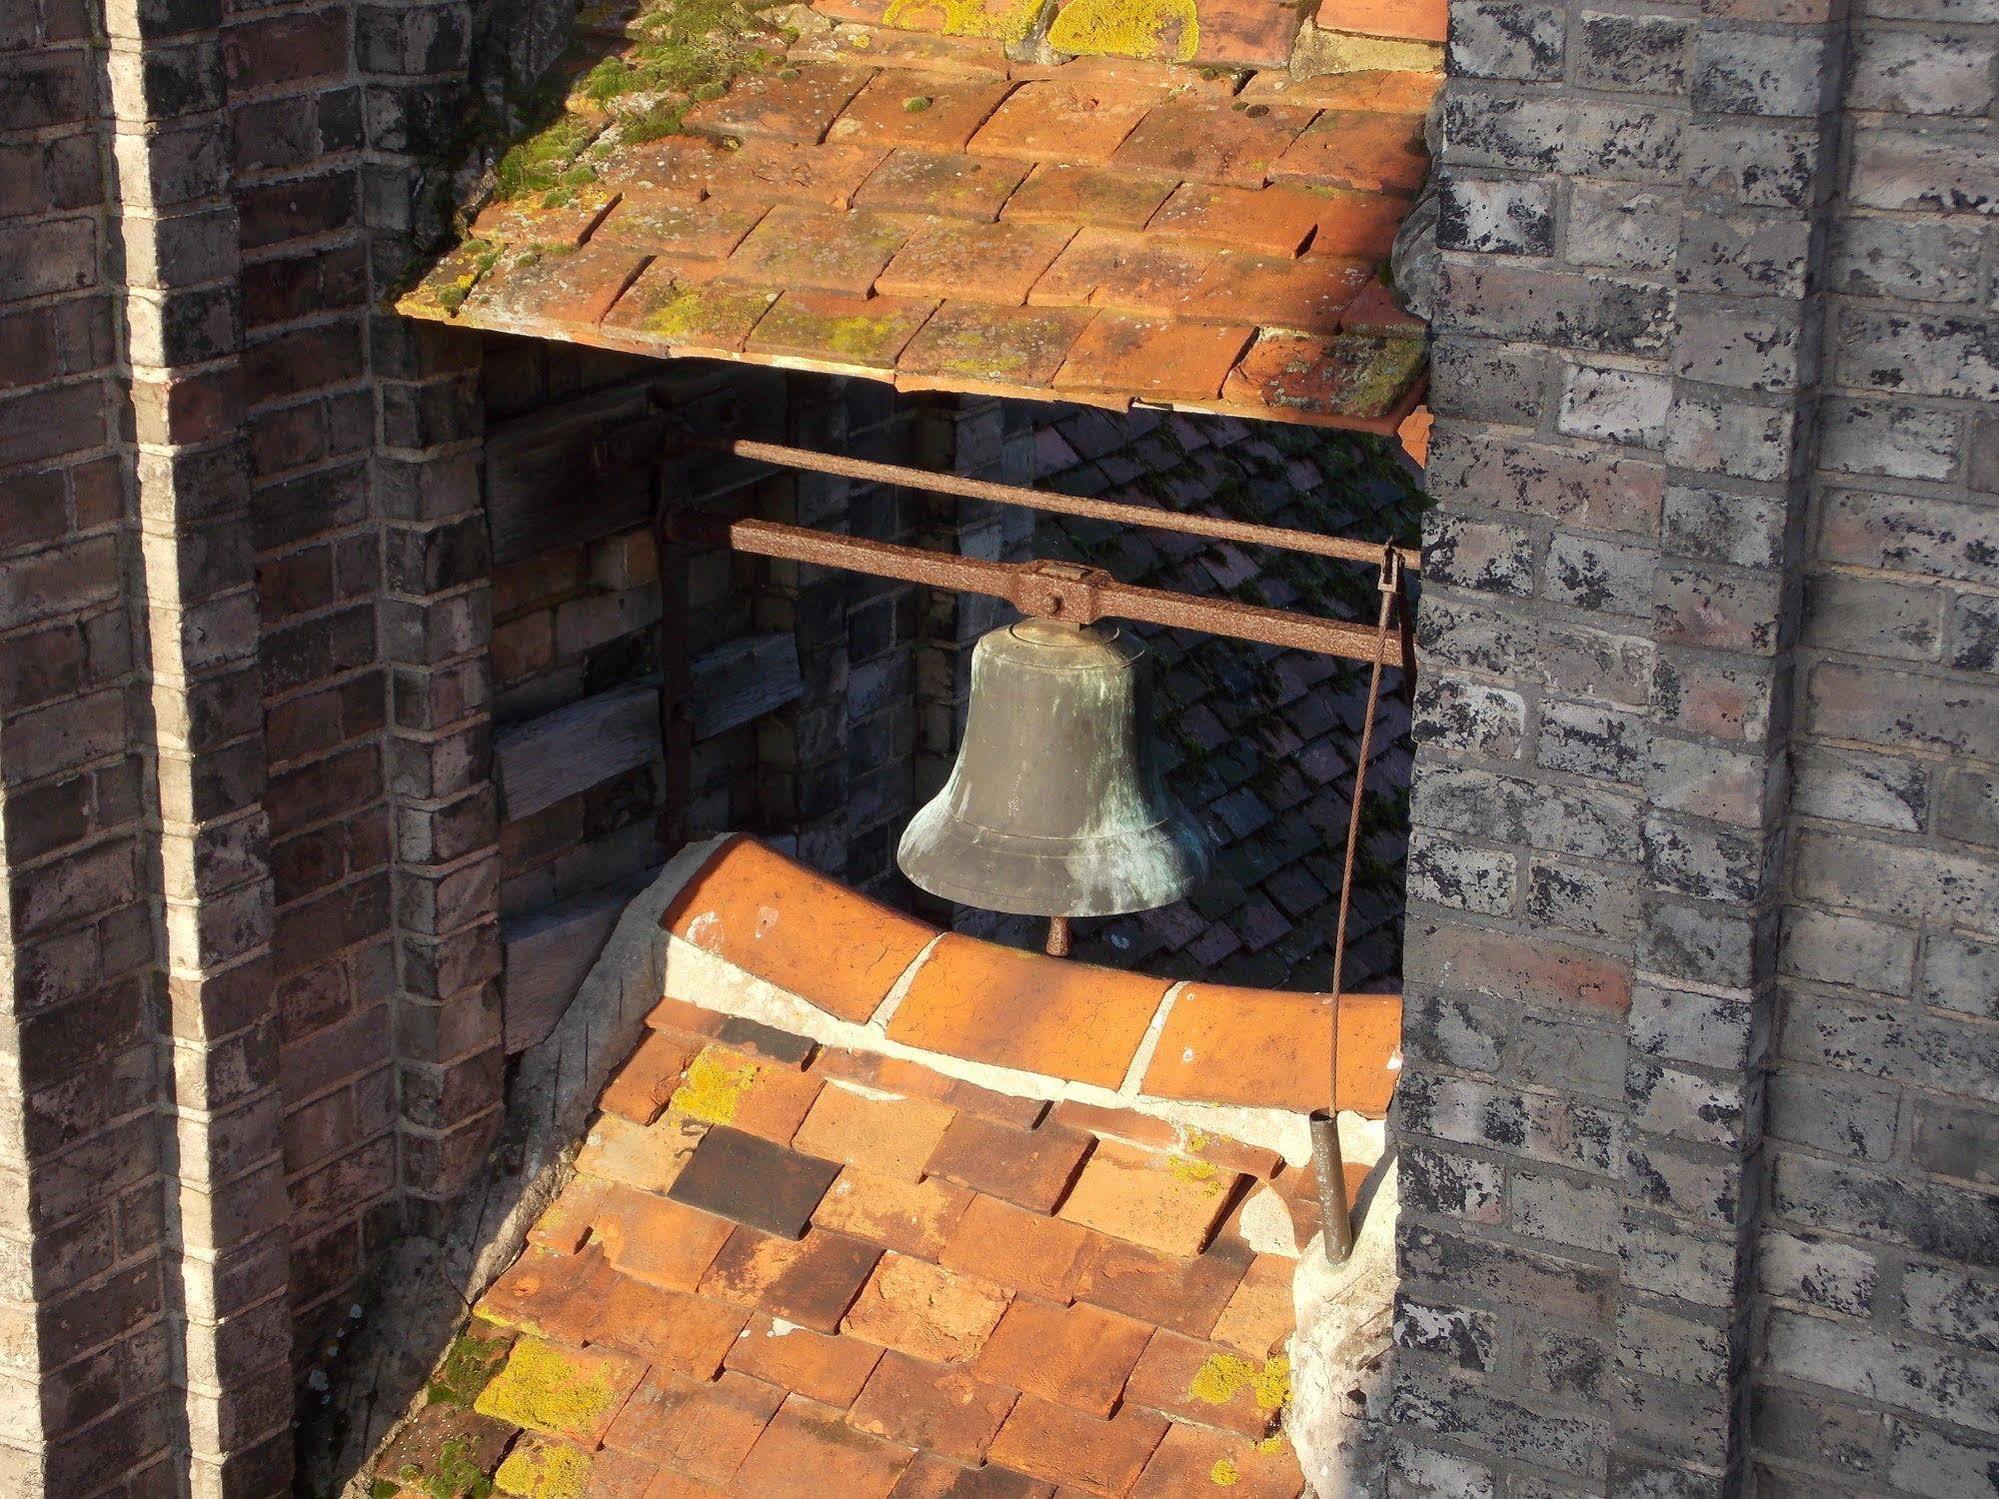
898;618;1210;917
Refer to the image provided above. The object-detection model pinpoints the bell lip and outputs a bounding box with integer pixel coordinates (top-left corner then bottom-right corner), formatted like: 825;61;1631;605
896;809;1212;919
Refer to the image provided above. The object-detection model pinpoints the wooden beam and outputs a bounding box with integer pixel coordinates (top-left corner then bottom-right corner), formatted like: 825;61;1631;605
494;685;660;823
692;632;803;739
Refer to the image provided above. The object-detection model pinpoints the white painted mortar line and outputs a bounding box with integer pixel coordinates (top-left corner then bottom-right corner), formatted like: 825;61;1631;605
1117;981;1185;1098
866;931;946;1033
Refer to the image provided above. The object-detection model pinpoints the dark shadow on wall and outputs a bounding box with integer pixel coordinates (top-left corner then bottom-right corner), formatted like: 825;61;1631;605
943;403;1428;994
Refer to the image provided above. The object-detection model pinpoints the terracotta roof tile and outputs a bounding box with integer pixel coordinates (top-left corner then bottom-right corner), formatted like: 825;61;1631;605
682;62;874;142
669;1043;825;1139
574;1111;705;1196
1208;1252;1294;1356
599;268;779;356
1143;984;1400;1114
376;947;1335;1499
1071;1234;1251;1339
968;81;1160;162
746;288;940;370
815;1165;976;1256
1000;162;1175;229
794;1081;958;1179
974;1297;1152;1416
986;1398;1168;1498
593;1183;735;1290
854;148;1031;220
1129;1421;1306;1498
599;1027;704;1124
703;137;891;209
1187;0;1307;67
668;1125;844;1237
1267;108;1428;194
831;75;1015;151
1054;313;1254;404
1219;330;1426;422
925;1112;1094;1213
1147;181;1322;255
876;220;1075;303
701;1224;885;1330
592;1272;750;1376
1112;101;1316;188
1056;1137;1242;1257
662;836;935;1022
891;1452;1055;1499
843;1251;1015;1362
1340;274;1426;336
1122;1327;1284;1437
400;0;1434;426
848;1349;1020;1461
724;204;919;293
588;190;768;264
1315;0;1446;41
733;1393;918;1498
938;1192;1096;1301
724;1313;886;1406
884;935;1171;1088
617;1368;784;1482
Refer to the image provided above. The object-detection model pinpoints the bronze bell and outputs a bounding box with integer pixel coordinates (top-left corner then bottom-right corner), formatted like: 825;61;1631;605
897;618;1210;929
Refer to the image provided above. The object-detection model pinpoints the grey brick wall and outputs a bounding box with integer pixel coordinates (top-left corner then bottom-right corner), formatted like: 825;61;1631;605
1404;0;1997;1491
1758;9;1999;1492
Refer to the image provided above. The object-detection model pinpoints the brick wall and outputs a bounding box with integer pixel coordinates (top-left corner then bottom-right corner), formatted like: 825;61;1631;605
1755;22;1999;1496
1;0;176;1489
1397;0;1997;1492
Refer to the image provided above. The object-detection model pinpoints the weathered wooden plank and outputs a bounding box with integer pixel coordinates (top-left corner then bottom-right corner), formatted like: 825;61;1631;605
501;871;659;1053
692;632;803;739
495;685;660;822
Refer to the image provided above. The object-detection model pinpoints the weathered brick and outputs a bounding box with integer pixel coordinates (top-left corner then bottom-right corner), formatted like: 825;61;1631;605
1913;1095;1999;1185
1542;532;1655;616
1849;26;1996;116
1773;1153;1999;1266
1439;175;1555;255
1902;1262;1999;1353
1565;184;1679;271
1447;0;1565;78
1831;217;1987;302
1576;12;1692;92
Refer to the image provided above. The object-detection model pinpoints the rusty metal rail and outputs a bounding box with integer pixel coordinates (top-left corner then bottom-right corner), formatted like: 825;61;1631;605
667;511;1409;665
667;434;1423;572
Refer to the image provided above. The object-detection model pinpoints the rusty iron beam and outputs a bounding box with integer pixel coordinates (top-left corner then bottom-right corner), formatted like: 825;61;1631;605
666;433;1423;573
668;512;1410;666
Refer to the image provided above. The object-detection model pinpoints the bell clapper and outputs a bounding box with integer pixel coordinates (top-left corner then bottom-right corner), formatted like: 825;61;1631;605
1044;915;1071;957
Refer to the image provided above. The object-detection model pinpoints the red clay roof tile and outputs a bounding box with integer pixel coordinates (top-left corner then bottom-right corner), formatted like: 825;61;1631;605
884;935;1171;1088
1071;1233;1251;1339
682;62;875;142
1000;162;1175;229
1112;101;1316;188
1208;1252;1294;1356
843;1251;1015;1363
627;1368;785;1483
1054;313;1254;403
593;1184;736;1291
732;1393;918;1498
974;1297;1153;1416
925;1112;1093;1214
986;1398;1168;1498
891;1452;1055;1499
661;836;935;1022
1219;329;1426;422
591;1272;750;1377
599;1027;703;1124
1056;1137;1242;1257
815;1165;976;1257
967;81;1159;162
848;1349;1020;1461
794;1082;958;1179
855;148;1032;220
701;1224;885;1330
724;1312;886;1406
876;220;1075;303
401;0;1435;425
1129;1421;1307;1498
938;1192;1096;1301
831;75;1015;152
1122;1327;1284;1437
1143;984;1401;1114
668;1126;845;1238
1316;0;1446;41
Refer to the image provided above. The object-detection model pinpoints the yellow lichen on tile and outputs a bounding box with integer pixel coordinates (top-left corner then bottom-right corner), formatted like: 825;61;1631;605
1210;1455;1241;1486
1047;0;1198;61
1186;1350;1292;1413
473;1338;636;1442
495;1437;592;1499
670;1046;760;1124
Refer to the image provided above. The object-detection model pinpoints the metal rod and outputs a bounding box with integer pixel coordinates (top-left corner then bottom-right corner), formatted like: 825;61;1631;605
1044;916;1071;957
669;513;1409;666
1309;1109;1355;1263
670;434;1423;573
